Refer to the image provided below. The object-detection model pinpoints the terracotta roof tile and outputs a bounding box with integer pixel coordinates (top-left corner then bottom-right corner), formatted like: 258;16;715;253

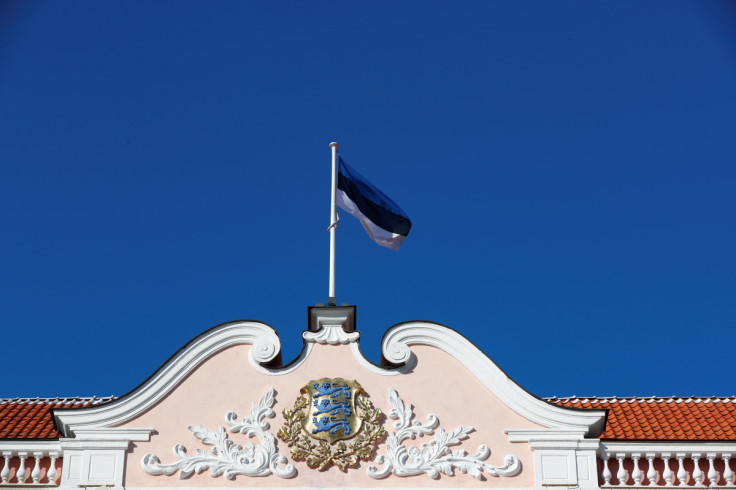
548;396;736;440
0;397;114;439
3;395;736;441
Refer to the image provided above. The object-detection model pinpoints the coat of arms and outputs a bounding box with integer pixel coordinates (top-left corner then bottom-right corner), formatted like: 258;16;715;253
277;378;386;471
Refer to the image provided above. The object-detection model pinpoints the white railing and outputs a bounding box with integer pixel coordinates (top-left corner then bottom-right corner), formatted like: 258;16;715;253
602;445;736;487
0;450;60;486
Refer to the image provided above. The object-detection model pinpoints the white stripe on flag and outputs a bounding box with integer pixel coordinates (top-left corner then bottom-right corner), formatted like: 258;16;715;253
336;189;406;251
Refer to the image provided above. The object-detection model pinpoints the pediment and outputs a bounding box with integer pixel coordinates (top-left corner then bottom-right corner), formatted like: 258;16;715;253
54;306;605;488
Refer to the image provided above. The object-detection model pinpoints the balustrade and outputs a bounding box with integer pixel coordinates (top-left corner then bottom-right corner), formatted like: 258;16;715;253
602;451;736;488
0;450;59;485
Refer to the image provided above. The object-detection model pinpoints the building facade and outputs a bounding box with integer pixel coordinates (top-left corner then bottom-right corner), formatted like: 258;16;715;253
1;306;734;489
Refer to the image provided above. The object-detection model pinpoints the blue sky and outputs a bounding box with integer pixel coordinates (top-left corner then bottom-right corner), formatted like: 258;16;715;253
1;1;735;398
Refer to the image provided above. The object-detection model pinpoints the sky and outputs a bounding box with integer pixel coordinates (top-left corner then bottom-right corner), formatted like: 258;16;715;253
1;1;735;399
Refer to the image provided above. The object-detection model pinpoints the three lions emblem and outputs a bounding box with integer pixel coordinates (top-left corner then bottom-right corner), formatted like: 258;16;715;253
277;378;385;471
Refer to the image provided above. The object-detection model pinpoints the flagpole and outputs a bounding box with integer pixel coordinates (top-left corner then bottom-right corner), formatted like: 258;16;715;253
328;142;339;306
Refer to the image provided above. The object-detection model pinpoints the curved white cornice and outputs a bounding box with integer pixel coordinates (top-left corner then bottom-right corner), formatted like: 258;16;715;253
381;322;607;436
54;321;283;437
54;318;606;439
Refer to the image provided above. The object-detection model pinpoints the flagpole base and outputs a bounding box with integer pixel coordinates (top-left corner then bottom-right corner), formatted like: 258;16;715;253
327;296;337;306
308;304;356;332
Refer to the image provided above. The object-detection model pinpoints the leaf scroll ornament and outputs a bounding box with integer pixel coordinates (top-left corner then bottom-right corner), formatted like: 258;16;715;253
366;388;522;480
141;388;296;479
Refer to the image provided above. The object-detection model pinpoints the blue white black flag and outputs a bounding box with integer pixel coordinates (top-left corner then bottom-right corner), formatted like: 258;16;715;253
336;157;412;251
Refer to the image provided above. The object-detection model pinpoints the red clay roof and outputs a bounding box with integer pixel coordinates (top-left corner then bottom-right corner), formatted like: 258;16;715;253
3;396;736;441
549;396;736;440
0;397;114;439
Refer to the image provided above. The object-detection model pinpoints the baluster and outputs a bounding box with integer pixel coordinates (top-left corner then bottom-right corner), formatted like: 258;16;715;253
618;454;628;486
707;454;717;487
602;452;612;485
723;454;734;487
633;454;643;486
663;454;674;486
677;454;688;486
47;452;59;485
1;451;12;484
647;453;658;486
693;454;703;486
31;452;43;484
16;452;28;484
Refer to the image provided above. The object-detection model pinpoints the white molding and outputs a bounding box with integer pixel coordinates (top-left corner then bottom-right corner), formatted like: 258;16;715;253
528;439;600;451
506;429;589;443
381;322;607;434
349;343;414;376
55;319;605;440
268;343;314;375
71;428;153;441
601;441;736;456
54;322;283;436
0;441;61;452
59;439;131;450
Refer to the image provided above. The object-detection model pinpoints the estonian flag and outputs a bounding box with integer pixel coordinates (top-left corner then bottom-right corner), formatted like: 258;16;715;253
336;157;412;251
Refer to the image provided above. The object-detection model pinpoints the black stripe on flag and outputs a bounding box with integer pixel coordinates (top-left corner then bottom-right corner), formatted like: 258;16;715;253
338;173;412;236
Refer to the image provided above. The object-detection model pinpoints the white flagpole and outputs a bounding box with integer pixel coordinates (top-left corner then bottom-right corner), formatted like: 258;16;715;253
328;142;339;306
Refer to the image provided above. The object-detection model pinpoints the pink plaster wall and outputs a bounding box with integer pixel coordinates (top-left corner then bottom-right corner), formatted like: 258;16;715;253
119;342;543;487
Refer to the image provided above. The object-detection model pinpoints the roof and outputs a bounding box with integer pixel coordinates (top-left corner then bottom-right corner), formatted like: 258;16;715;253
549;396;736;440
2;395;736;441
0;397;115;439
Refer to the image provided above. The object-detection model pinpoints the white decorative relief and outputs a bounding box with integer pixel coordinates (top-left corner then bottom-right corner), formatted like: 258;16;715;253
141;388;295;479
367;388;521;480
303;326;360;345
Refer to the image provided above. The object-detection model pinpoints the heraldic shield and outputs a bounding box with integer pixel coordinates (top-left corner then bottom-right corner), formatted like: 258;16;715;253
278;377;385;470
301;378;363;444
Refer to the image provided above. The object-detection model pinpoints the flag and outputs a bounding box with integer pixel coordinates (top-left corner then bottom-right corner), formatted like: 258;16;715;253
336;157;412;251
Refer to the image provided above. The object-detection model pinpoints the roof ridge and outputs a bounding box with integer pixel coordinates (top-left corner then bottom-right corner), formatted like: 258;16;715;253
0;396;116;405
547;396;736;403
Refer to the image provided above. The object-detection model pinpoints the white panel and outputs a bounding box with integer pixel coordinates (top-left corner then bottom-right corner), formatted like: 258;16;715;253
87;453;117;481
68;454;83;480
535;449;579;486
577;455;590;480
541;454;570;480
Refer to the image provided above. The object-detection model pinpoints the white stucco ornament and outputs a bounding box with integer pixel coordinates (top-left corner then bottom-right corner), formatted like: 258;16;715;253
302;325;360;345
367;388;522;480
141;388;296;479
